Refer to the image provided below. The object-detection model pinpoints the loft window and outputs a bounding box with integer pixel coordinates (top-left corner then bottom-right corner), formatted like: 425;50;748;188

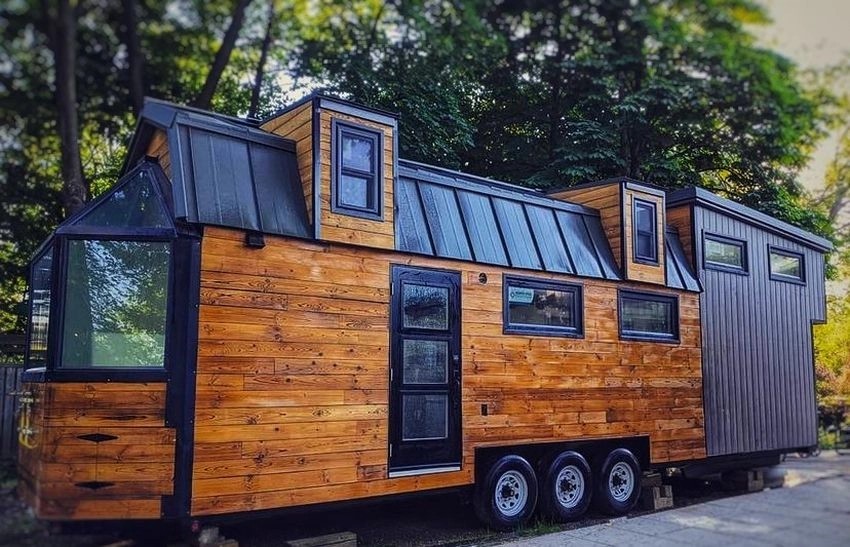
619;290;678;342
503;275;583;337
633;199;658;263
332;120;383;220
769;246;805;284
704;233;747;273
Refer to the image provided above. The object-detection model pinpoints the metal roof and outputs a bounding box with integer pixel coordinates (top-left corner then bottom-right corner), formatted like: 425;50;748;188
124;98;311;239
667;187;832;253
664;227;701;292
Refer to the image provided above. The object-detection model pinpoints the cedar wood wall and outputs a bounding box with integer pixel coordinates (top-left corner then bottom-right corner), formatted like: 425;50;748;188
17;382;175;519
191;226;705;516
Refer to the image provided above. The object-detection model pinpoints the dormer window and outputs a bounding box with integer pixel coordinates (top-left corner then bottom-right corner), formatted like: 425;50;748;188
332;120;383;219
633;198;658;263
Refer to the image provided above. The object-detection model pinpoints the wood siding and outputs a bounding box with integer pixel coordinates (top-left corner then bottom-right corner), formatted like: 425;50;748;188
145;129;172;179
193;226;705;516
550;185;623;268
262;102;314;223
17;382;175;520
667;204;694;271
317;110;395;250
624;189;666;285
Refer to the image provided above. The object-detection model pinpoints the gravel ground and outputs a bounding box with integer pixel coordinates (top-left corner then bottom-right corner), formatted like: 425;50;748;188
1;453;846;547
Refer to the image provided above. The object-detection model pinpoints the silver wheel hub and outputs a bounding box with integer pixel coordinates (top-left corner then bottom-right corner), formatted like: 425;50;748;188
494;470;529;517
608;462;635;502
555;465;585;508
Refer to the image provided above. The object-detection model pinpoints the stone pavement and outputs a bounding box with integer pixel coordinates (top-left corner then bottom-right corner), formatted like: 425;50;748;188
499;451;850;547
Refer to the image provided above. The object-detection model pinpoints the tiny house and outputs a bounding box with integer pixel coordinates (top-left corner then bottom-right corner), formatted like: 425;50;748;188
16;95;830;530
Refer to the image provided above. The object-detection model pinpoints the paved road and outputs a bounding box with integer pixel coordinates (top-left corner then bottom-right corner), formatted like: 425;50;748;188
499;451;850;547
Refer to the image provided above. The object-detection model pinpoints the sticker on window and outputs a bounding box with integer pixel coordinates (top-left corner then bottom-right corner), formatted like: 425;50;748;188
507;286;535;304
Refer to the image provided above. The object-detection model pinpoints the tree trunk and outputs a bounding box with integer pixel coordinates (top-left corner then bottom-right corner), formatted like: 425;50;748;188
193;0;254;110
44;0;87;217
248;0;275;119
121;0;145;115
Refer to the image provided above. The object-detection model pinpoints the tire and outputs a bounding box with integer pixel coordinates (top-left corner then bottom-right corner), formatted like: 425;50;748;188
539;451;593;522
593;448;641;515
474;454;538;530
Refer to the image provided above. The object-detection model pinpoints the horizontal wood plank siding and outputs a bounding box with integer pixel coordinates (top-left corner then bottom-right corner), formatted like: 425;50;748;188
624;190;666;285
17;382;175;520
145;129;172;179
667;205;694;271
192;226;705;516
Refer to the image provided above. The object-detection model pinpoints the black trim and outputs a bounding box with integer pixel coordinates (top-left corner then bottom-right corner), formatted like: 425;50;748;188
768;245;806;285
312;98;321;239
632;198;659;264
502;275;584;338
263;92;400;128
703;233;748;275
331;119;384;220
618;289;679;343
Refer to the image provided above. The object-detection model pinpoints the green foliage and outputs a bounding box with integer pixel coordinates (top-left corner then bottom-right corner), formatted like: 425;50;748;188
814;295;850;401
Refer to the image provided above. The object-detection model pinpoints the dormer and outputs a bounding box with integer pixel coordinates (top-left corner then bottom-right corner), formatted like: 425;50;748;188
261;95;398;250
550;179;667;285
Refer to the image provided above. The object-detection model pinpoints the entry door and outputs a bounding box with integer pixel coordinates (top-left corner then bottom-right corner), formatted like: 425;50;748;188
389;265;461;473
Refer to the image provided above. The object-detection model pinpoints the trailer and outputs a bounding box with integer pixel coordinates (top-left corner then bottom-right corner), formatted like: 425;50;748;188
15;95;830;531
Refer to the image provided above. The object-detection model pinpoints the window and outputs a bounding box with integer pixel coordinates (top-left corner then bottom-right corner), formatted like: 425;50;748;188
60;239;171;369
332;120;383;219
769;246;805;283
26;246;54;367
503;276;583;337
619;290;678;341
704;234;747;273
633;199;658;263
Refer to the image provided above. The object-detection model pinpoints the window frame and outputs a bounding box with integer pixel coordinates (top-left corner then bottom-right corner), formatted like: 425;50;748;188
703;233;748;275
54;234;175;374
768;245;806;285
618;289;680;343
632;198;658;264
502;275;584;338
331;119;384;220
23;239;55;371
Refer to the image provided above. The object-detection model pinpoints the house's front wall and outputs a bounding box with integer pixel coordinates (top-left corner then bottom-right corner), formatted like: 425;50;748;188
191;226;705;516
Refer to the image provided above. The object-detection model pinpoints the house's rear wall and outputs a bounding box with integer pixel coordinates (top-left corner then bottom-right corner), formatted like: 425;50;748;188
191;226;705;517
693;206;825;456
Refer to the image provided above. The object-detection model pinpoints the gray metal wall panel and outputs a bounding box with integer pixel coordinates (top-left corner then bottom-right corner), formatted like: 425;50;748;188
555;211;603;278
491;198;542;270
696;206;823;456
525;205;573;273
418;182;473;260
456;191;509;266
395;178;433;255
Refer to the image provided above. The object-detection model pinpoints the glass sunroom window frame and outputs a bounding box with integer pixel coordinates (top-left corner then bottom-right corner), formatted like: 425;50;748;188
33;162;178;381
23;238;56;371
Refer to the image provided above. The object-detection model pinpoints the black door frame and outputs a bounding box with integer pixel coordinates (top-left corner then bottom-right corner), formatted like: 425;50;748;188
388;264;462;474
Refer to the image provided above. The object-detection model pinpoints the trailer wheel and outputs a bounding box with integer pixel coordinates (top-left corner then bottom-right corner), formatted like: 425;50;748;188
593;448;641;515
539;451;592;522
474;455;538;530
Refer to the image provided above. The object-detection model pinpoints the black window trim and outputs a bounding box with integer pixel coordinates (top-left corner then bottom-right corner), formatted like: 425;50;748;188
618;289;680;343
502;274;584;338
23;239;55;371
331;119;384;221
768;245;806;285
632;198;658;265
703;232;749;275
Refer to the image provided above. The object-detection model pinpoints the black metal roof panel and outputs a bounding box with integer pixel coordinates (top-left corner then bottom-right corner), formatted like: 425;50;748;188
667;187;832;253
126;99;310;239
665;227;701;292
396;160;622;281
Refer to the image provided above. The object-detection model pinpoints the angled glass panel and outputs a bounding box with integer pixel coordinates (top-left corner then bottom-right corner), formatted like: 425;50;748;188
27;246;53;367
74;168;172;229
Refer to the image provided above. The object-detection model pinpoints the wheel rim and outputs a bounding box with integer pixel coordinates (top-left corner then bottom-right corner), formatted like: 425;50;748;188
494;470;529;517
608;462;635;502
554;465;585;509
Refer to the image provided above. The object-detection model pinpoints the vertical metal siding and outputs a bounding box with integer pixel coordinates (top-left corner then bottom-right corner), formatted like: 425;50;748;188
697;206;823;456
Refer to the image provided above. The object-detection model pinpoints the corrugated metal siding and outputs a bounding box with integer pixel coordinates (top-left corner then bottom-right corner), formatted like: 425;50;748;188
695;206;824;456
